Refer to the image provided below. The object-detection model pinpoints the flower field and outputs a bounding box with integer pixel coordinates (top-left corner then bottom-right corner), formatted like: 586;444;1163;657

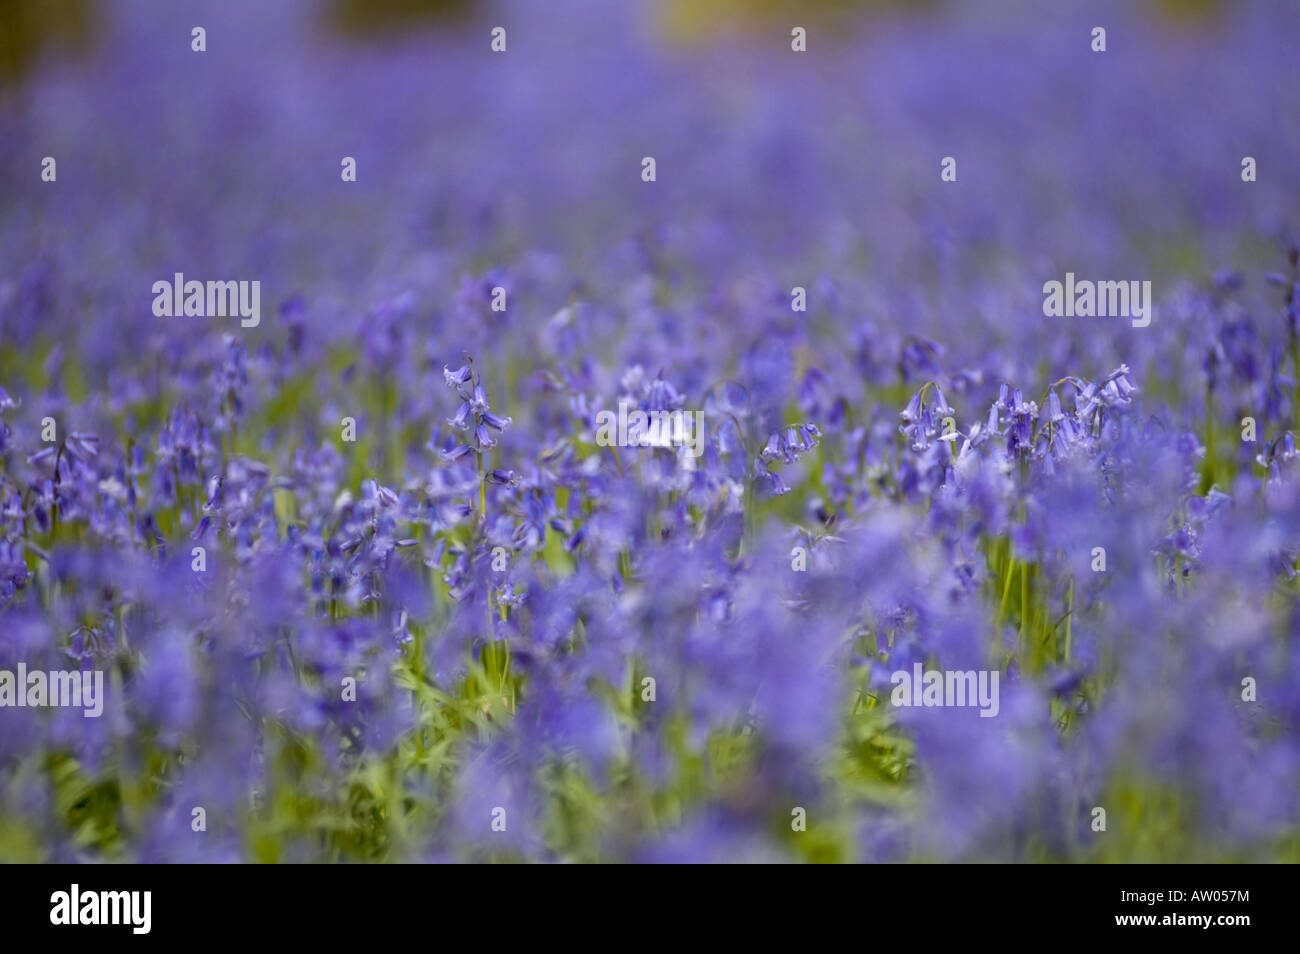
1;0;1298;863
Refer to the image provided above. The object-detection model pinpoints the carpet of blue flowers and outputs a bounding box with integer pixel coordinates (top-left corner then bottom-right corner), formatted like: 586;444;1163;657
1;0;1298;862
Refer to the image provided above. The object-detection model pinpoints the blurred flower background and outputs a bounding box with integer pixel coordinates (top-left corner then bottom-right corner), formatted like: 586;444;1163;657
1;0;1298;862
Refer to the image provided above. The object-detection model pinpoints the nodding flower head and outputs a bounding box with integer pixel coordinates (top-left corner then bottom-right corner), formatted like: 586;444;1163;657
760;423;821;465
753;421;821;496
444;364;472;389
898;383;952;452
447;401;471;430
1077;365;1139;422
1044;390;1065;423
645;374;685;413
65;432;100;464
440;356;511;459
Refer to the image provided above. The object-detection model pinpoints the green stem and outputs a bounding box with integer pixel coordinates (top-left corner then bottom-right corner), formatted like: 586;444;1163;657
742;474;755;558
998;545;1017;632
1203;380;1216;491
1065;578;1074;662
1289;324;1300;428
1019;560;1030;652
476;449;487;519
476;446;505;695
